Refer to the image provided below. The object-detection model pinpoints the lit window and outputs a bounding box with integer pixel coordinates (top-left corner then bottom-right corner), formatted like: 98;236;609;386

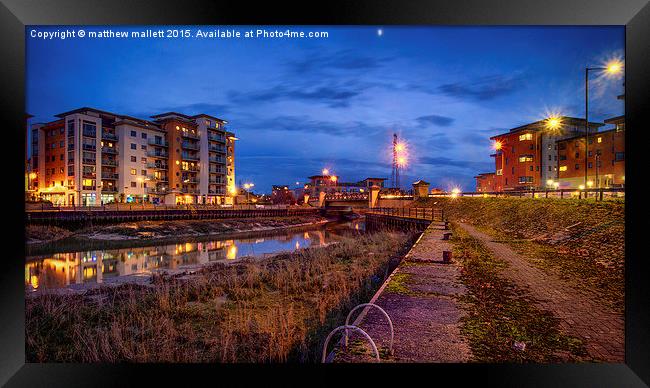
559;166;567;172
130;168;136;175
519;133;533;141
597;137;602;143
518;155;534;162
82;179;93;186
496;169;503;176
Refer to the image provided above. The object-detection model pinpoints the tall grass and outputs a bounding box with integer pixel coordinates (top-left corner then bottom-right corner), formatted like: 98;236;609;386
26;231;414;362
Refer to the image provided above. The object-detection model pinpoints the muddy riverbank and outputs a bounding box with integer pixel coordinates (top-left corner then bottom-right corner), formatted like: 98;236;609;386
26;215;331;255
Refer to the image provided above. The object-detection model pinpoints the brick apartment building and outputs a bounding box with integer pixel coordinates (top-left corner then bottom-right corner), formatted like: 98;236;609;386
556;115;625;188
486;117;602;191
30;107;237;206
475;172;497;192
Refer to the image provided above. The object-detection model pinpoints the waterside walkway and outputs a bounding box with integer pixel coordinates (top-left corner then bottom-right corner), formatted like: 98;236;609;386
332;221;472;362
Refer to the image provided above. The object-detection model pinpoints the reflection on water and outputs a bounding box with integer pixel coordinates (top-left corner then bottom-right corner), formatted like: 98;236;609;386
26;219;364;291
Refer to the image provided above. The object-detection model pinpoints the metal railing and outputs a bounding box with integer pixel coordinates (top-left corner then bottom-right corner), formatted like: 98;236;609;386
345;303;394;356
368;207;444;221
432;187;625;201
322;326;380;363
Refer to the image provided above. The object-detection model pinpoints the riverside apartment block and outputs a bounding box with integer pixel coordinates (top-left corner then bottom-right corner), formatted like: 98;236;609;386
29;107;237;206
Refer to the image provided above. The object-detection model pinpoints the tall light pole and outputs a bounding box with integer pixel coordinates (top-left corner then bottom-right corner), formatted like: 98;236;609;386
584;60;623;187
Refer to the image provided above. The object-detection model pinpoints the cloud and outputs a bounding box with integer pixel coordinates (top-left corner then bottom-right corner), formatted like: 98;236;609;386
228;82;371;108
287;49;394;75
241;115;387;137
415;114;455;127
418;156;493;171
436;74;524;101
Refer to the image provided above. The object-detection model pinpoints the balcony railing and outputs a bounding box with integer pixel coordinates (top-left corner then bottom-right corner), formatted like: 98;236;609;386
146;162;168;170
148;138;168;147
82;172;96;179
181;142;200;150
101;132;118;141
208;134;226;142
82;144;96;151
180;188;200;194
101;159;118;166
181;166;199;172
209;145;226;153
181;131;200;139
101;173;119;179
209;156;225;163
82;129;96;137
82;158;97;165
147;186;169;195
101;147;118;154
181;153;199;161
209;168;225;174
147;150;169;158
101;187;118;193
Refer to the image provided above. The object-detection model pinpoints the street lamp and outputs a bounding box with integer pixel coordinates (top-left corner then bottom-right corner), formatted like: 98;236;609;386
584;59;623;187
243;183;254;203
493;139;506;191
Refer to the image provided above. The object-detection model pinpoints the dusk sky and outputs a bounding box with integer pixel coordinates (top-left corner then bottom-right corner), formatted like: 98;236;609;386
26;26;624;193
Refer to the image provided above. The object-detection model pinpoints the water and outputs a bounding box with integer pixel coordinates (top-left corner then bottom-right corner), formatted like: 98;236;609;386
25;219;365;291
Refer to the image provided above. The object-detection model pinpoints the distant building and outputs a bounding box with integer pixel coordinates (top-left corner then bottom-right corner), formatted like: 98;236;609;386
304;174;386;197
556;115;625;189
490;117;602;191
271;185;296;205
475;172;497;192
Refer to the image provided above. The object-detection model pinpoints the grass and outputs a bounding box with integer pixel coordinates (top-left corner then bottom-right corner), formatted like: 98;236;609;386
416;197;624;312
452;224;590;362
26;231;416;363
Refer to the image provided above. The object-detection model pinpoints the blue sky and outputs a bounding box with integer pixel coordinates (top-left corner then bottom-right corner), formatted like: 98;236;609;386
26;26;624;193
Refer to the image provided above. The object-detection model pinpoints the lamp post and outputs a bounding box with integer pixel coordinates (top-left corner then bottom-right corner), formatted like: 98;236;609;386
584;60;623;187
493;140;506;191
243;183;254;204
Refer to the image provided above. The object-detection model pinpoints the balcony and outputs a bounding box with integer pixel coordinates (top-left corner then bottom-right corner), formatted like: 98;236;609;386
181;131;199;140
101;146;118;154
208;189;226;195
82;129;96;138
209;177;223;184
208;134;226;143
82;144;97;151
147;150;169;158
180;188;200;194
101;132;118;141
209;168;225;174
101;159;118;167
101;186;118;193
148;138;168;147
147;162;168;170
147;186;169;195
82;158;97;165
101;172;119;179
181;166;199;173
181;153;199;161
181;142;200;150
182;178;200;184
209;156;225;163
82;172;96;179
208;145;226;153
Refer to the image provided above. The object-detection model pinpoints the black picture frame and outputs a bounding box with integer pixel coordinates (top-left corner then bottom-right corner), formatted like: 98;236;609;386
1;0;649;386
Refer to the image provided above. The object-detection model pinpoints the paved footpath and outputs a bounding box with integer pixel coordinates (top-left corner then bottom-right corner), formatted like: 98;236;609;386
458;222;624;362
332;222;473;362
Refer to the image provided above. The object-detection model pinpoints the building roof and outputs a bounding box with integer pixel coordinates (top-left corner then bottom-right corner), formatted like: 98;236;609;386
361;177;387;181
604;115;625;125
475;172;496;178
55;106;124;119
191;113;228;124
412;179;430;186
555;127;620;143
490;116;604;139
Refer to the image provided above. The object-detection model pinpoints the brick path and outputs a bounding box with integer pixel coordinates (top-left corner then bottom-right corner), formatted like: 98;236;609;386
332;222;472;362
458;222;624;362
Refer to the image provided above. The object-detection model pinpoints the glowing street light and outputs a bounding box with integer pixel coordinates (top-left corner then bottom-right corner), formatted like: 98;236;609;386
395;142;405;152
493;140;503;151
546;179;554;187
584;58;624;187
578;184;585;190
322;168;329;175
330;176;338;183
397;156;407;167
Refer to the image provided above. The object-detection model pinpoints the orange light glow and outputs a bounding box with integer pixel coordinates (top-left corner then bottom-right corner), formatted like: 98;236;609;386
493;140;502;151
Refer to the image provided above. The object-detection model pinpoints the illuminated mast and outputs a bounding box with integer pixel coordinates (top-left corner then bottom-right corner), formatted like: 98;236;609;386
391;133;400;189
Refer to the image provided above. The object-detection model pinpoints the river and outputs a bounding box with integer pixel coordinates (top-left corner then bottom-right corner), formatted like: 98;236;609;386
25;219;365;292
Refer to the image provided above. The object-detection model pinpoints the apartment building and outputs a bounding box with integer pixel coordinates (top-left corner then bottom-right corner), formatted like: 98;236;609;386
30;107;236;206
556;115;625;189
490;117;602;191
474;172;497;192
